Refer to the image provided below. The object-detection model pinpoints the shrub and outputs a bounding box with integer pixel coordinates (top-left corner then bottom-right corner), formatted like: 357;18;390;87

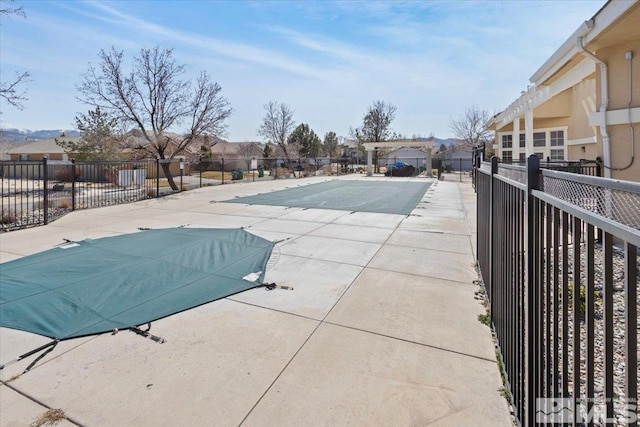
57;199;72;210
1;209;16;225
274;167;291;179
321;165;334;176
302;164;317;177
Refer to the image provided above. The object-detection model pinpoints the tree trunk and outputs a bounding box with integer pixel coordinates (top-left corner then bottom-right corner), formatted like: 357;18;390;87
160;161;179;191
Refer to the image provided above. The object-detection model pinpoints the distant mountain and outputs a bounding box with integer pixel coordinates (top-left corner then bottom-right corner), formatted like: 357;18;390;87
432;137;458;146
0;128;82;143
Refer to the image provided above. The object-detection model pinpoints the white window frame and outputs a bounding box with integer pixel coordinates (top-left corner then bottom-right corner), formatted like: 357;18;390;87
498;127;567;161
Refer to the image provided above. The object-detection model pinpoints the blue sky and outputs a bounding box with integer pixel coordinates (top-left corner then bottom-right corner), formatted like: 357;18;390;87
1;0;604;141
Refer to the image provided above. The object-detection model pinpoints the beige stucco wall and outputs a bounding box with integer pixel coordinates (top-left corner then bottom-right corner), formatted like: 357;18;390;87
567;144;598;161
603;124;640;181
568;77;597;141
530;117;569;129
535;89;571;118
596;41;640;110
591;39;640;181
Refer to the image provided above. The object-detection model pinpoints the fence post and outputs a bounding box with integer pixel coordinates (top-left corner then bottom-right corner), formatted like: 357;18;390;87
525;154;540;427
489;157;498;322
155;158;160;198
71;158;76;211
199;156;202;188
43;157;49;225
222;158;225;185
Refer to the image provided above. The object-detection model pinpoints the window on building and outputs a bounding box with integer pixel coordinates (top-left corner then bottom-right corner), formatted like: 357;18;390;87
502;150;513;162
535;152;545;160
550;130;564;146
18;154;30;161
533;132;546;147
550;149;564;160
501;134;513;149
519;134;525;148
519;152;526;161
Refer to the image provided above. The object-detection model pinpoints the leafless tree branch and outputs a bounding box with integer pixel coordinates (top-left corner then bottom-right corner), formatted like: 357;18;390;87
449;106;492;149
76;46;232;190
257;101;295;164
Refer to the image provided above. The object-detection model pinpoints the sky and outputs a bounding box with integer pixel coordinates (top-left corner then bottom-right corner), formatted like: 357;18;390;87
0;0;605;141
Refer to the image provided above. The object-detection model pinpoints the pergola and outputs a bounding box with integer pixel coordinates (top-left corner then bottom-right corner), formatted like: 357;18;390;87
361;140;434;177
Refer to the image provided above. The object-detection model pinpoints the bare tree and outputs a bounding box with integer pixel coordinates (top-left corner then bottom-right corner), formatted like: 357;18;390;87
0;0;24;17
449;106;492;149
0;1;31;110
77;46;232;190
353;100;397;172
257;101;295;166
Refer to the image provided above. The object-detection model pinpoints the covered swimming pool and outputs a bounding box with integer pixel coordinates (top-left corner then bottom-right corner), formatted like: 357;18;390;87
226;180;431;215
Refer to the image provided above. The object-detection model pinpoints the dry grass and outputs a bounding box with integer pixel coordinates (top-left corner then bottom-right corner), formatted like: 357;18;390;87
30;409;66;427
199;171;232;180
145;178;172;188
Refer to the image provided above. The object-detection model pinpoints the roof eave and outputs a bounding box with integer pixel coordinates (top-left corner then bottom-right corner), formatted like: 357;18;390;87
529;0;637;85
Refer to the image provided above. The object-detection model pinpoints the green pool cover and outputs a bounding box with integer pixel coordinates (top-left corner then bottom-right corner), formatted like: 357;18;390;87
0;228;274;340
227;180;431;215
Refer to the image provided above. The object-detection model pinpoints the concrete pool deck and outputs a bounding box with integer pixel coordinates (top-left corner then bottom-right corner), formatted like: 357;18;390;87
0;174;512;426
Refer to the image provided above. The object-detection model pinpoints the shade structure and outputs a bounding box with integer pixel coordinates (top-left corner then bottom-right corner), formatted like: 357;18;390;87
0;228;274;340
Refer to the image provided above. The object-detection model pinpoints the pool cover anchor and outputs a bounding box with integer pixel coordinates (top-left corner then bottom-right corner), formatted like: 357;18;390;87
129;322;166;344
259;282;294;291
0;339;60;373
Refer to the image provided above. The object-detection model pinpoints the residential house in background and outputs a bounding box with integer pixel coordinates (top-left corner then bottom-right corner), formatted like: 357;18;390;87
210;141;264;160
6;137;78;161
491;0;640;181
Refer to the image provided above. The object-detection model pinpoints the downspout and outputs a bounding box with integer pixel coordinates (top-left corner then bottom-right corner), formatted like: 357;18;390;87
577;27;611;177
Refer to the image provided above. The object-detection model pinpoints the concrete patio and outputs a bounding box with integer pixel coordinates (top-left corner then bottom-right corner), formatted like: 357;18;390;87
0;174;512;426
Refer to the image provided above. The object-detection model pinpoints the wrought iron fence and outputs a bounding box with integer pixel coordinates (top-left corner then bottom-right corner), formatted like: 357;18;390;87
476;155;639;426
0;156;361;231
1;158;181;231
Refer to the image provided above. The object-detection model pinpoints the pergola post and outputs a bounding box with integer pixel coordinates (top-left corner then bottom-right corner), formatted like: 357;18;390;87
425;147;433;177
362;140;434;177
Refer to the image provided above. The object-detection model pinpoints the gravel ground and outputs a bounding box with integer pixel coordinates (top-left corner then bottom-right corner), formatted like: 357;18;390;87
562;242;640;426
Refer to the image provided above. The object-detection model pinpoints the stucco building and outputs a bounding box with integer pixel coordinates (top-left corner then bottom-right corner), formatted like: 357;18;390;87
491;0;640;181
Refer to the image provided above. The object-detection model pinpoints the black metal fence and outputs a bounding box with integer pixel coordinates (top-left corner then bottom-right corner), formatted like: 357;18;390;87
0;156;365;232
500;158;602;177
477;156;639;426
